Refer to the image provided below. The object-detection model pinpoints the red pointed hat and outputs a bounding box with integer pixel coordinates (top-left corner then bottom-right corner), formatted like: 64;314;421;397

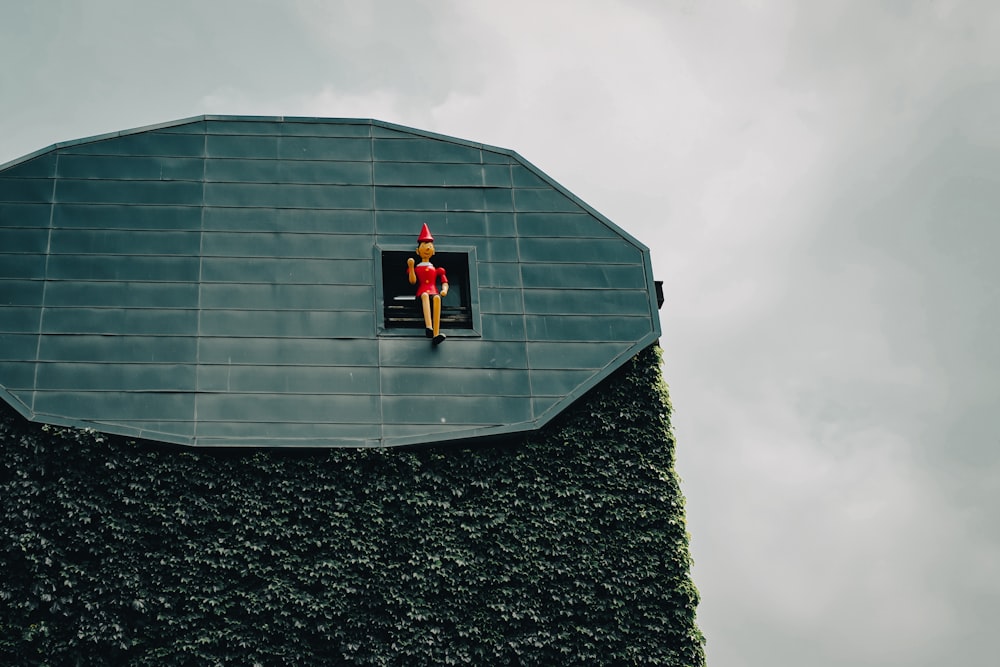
417;223;434;243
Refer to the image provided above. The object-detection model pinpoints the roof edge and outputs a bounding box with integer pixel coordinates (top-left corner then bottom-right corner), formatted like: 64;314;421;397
1;115;650;256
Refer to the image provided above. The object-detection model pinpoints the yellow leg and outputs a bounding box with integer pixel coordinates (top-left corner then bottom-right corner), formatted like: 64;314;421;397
421;293;432;332
431;295;446;345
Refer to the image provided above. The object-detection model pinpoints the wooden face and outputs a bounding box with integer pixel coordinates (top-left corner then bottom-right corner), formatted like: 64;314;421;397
417;241;435;262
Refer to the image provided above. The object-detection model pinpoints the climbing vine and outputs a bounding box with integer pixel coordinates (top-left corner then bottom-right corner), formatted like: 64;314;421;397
0;346;704;666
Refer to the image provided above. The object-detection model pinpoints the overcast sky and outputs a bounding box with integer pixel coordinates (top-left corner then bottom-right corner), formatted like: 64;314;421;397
2;1;998;664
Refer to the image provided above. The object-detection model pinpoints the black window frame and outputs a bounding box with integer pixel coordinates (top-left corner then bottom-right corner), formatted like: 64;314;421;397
374;245;481;337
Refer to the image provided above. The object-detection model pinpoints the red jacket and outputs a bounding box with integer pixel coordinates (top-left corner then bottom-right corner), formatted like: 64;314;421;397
414;262;447;297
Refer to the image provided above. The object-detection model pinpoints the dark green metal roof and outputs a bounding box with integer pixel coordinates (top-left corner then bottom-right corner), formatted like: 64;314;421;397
0;115;660;447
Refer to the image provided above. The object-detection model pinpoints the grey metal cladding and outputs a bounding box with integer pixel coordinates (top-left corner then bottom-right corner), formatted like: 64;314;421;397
0;115;660;448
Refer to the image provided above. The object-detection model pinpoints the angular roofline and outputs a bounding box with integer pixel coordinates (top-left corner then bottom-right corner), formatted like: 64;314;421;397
0;335;661;449
0;115;661;448
382;333;662;448
0;115;652;256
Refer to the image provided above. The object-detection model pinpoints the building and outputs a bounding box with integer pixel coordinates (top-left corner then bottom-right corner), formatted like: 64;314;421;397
0;117;702;665
0;116;660;449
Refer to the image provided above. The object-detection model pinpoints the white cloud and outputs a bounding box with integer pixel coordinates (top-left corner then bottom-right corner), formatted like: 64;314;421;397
6;2;1000;664
685;388;968;665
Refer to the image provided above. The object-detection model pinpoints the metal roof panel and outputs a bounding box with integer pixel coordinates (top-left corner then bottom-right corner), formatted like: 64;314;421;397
0;116;660;447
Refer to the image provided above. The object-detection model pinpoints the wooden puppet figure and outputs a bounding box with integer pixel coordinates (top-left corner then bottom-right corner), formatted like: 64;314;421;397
407;223;449;345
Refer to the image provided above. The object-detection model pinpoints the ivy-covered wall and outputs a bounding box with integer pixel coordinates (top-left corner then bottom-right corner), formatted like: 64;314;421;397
0;346;704;666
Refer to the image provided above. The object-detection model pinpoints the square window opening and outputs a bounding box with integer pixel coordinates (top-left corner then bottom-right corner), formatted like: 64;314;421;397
378;248;479;334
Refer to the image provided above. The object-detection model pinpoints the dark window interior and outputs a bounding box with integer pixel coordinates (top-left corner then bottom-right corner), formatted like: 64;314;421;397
381;250;473;330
